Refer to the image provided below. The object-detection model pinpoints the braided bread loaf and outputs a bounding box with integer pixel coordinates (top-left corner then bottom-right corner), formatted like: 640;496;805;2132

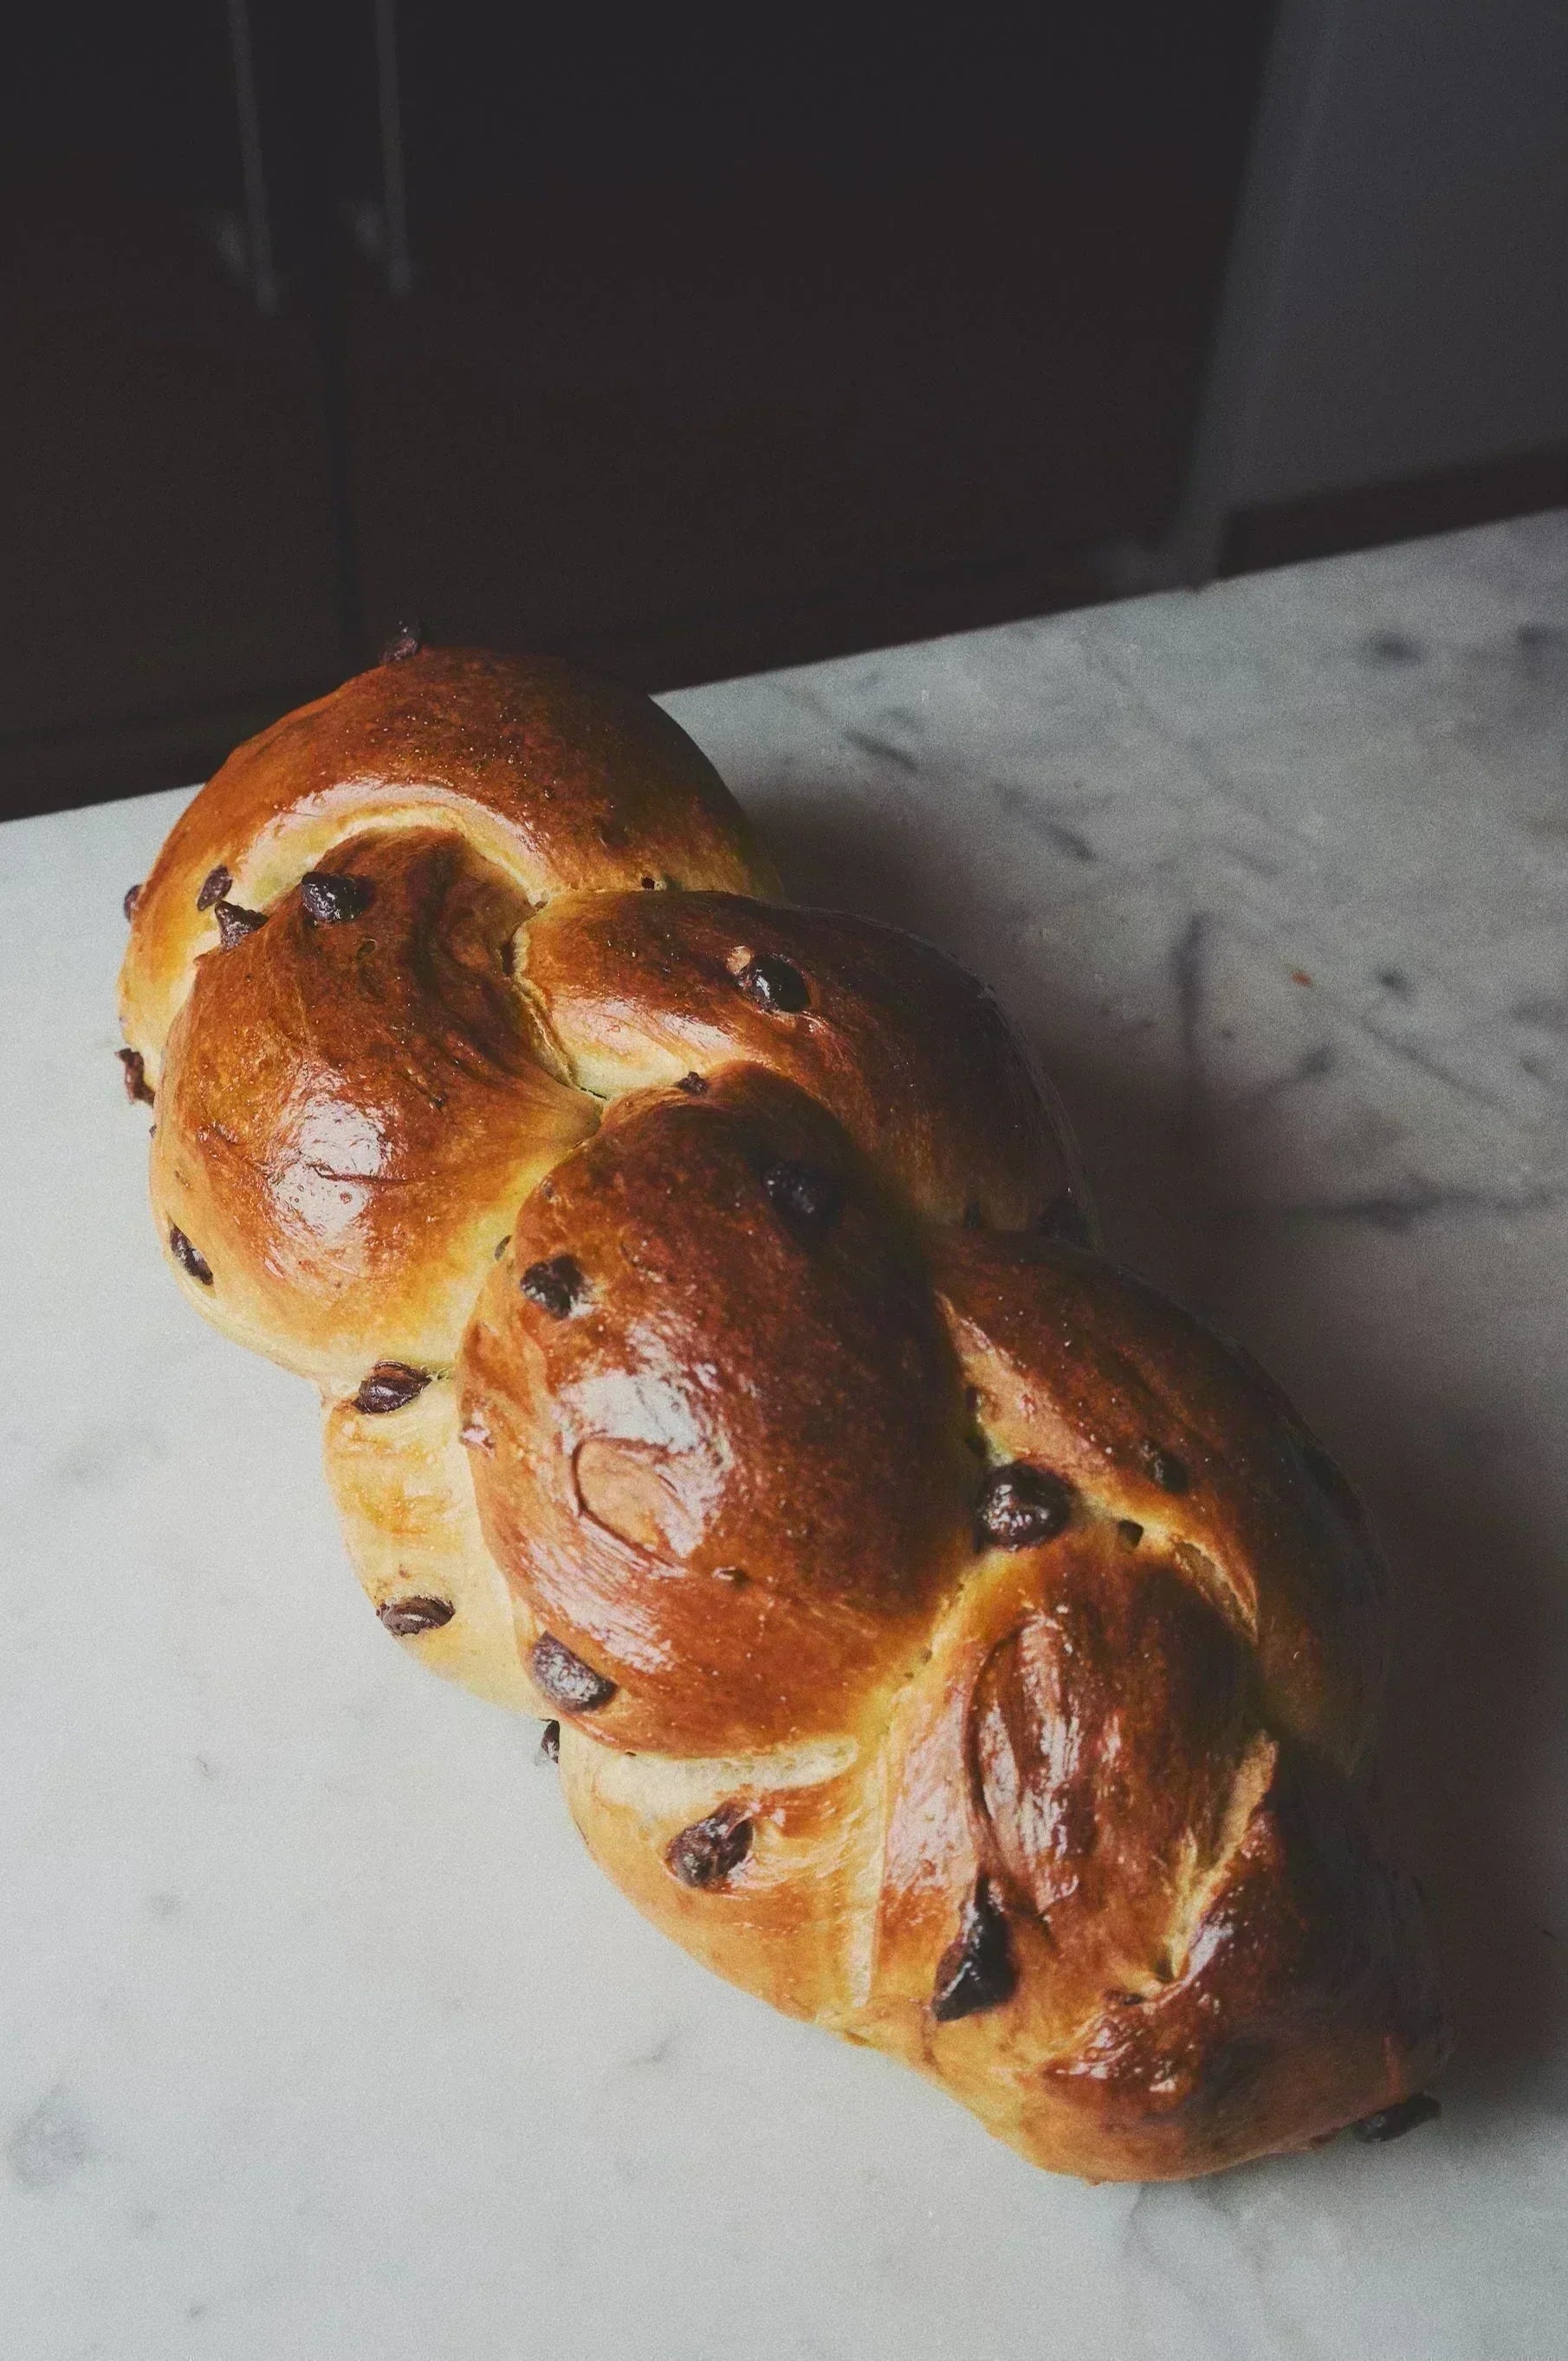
118;644;1445;2180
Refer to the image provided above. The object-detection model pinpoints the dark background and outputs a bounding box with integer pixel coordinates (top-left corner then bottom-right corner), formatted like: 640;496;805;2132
3;0;1565;818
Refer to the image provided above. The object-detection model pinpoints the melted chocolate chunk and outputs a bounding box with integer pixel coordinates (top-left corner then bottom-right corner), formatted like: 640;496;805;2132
975;1463;1072;1550
639;874;658;890
931;1878;1017;2021
352;1362;431;1414
1037;1191;1092;1247
378;1595;454;1637
666;1804;753;1889
737;953;809;1014
123;883;143;921
118;1048;154;1106
1351;2092;1442;2144
196;864;232;911
301;871;373;924
520;1255;587;1318
761;1158;842;1242
169;1225;212;1285
1137;1438;1191;1494
381;619;425;663
539;1719;561;1763
531;1632;617;1711
214;898;267;948
677;1070;709;1094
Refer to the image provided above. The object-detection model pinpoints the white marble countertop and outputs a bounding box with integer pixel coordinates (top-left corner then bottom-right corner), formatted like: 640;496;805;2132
3;512;1566;2360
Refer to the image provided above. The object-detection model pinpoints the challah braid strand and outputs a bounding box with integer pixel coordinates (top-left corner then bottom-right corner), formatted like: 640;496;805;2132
119;645;1443;2182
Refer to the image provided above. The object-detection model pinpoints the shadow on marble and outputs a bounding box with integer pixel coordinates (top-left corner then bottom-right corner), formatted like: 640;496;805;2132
768;788;1568;2126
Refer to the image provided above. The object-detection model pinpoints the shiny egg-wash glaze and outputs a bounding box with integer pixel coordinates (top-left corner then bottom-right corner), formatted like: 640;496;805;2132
118;640;1445;2180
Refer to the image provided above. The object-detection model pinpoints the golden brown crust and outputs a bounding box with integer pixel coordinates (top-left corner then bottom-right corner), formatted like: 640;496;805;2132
925;1228;1389;1768
150;827;599;1381
457;1065;972;1754
119;650;1445;2183
519;889;1087;1231
120;647;778;1079
322;1375;551;1714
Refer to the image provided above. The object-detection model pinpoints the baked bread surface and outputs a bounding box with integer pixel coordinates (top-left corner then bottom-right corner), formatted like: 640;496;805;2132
119;644;1444;2179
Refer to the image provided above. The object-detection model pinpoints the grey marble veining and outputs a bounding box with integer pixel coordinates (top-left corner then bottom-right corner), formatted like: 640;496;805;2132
3;511;1565;2358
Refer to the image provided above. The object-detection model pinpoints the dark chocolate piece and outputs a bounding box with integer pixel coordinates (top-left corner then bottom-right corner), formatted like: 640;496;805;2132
932;1879;1017;2021
677;1071;709;1094
378;1596;455;1637
737;954;809;1014
1351;2092;1442;2144
531;1632;617;1712
519;1255;587;1318
666;1804;753;1889
1137;1438;1191;1494
169;1225;212;1285
538;1719;561;1763
196;865;232;911
123;883;143;921
761;1158;842;1242
300;872;373;924
118;1048;154;1106
975;1463;1072;1550
352;1363;431;1415
381;619;425;663
214;899;267;948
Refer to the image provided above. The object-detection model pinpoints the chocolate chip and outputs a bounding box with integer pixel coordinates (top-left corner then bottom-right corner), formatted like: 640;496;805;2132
1137;1439;1190;1494
761;1158;842;1242
352;1363;431;1414
666;1804;753;1888
123;883;143;921
520;1255;587;1318
737;954;809;1014
493;1235;511;1260
932;1878;1017;2021
301;872;373;924
118;1048;154;1106
169;1225;212;1285
377;1595;454;1636
381;619;425;663
640;874;658;889
1118;1519;1144;1547
531;1632;617;1711
1351;2092;1442;2144
677;1071;709;1094
196;864;232;911
214;899;267;948
975;1463;1072;1550
1037;1192;1092;1246
539;1719;560;1763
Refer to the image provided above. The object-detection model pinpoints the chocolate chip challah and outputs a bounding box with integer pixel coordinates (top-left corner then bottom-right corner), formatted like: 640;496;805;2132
118;642;1445;2180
